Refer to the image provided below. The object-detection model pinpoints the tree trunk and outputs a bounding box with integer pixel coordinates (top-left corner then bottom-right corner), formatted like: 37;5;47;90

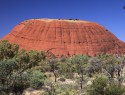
53;71;57;82
80;69;83;89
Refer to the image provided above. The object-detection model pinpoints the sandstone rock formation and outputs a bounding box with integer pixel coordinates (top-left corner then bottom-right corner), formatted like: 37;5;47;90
2;18;125;57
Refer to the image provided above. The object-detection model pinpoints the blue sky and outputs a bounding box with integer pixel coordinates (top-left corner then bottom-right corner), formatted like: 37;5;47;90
0;0;125;42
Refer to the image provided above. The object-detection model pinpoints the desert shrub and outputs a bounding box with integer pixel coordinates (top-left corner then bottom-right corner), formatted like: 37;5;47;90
58;77;66;82
87;76;125;95
11;71;31;95
105;81;125;95
58;62;75;79
29;70;45;89
37;61;51;72
55;84;77;95
60;55;67;62
87;57;103;74
87;76;107;95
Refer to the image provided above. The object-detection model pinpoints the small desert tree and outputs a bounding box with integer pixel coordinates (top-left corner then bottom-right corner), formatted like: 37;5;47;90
87;57;103;77
48;56;58;82
58;57;75;79
0;40;19;61
71;55;89;89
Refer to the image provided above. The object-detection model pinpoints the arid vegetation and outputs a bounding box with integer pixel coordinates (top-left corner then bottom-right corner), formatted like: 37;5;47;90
0;40;125;95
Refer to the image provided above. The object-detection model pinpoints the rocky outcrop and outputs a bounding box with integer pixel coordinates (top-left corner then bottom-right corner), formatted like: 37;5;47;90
2;18;125;57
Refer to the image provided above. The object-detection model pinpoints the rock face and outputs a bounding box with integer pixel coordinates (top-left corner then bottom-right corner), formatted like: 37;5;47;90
2;19;125;57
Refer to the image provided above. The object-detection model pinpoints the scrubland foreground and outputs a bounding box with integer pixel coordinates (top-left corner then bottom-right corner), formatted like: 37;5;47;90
0;40;125;95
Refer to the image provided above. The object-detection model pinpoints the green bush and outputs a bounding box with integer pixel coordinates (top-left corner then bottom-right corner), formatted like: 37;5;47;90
87;76;125;95
105;82;125;95
55;84;77;95
29;70;45;89
87;76;107;95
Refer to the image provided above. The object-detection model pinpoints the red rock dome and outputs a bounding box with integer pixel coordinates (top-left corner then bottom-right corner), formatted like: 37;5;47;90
2;18;125;57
